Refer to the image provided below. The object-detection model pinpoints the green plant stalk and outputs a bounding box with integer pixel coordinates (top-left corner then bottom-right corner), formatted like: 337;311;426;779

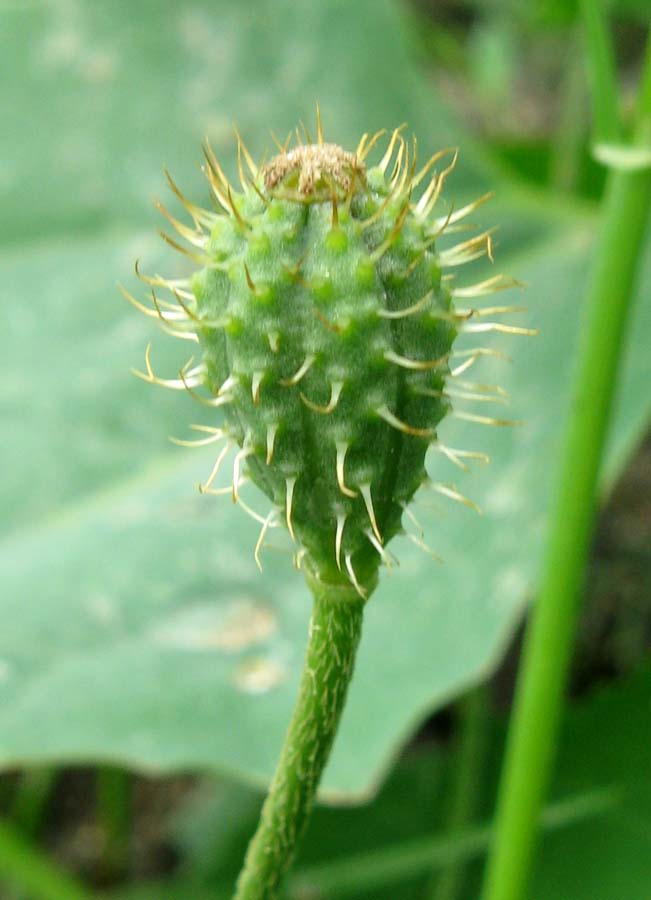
96;766;130;876
480;37;651;900
550;28;586;192
233;572;368;900
10;768;58;838
428;687;488;900
579;0;621;142
0;820;93;900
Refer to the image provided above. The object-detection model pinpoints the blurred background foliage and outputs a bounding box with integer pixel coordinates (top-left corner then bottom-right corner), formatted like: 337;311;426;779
1;0;649;897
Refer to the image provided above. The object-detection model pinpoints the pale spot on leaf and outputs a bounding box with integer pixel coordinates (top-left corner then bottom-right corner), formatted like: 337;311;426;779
86;592;116;625
150;598;277;652
232;657;286;695
0;660;11;684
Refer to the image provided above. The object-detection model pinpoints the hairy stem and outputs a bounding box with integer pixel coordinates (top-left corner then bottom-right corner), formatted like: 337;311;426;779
480;29;651;900
233;569;368;900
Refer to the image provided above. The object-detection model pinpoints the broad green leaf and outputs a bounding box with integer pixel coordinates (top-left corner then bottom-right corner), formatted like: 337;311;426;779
1;0;649;799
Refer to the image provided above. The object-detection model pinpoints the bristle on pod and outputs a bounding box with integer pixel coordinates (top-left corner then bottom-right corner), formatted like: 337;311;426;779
126;112;531;597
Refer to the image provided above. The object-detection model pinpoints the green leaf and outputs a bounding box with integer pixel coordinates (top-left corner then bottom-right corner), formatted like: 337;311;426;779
1;0;649;800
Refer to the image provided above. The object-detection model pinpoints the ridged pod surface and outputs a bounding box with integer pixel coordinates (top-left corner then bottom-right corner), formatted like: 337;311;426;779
194;142;455;596
128;122;521;599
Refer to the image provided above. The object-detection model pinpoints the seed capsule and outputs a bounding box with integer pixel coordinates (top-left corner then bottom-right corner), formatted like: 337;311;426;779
129;118;523;598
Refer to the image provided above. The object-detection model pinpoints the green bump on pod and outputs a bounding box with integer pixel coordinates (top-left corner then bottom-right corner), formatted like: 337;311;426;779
128;120;524;600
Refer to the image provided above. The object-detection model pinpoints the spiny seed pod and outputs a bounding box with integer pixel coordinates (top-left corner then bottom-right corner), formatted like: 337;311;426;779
125;114;528;599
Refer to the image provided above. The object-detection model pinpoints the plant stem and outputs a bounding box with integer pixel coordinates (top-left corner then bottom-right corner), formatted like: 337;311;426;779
0;820;93;900
10;768;58;839
579;0;621;143
428;687;488;900
96;767;130;878
233;570;368;900
549;29;586;192
480;34;651;900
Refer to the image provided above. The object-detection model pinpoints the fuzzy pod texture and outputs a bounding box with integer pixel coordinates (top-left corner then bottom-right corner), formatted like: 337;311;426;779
128;122;518;599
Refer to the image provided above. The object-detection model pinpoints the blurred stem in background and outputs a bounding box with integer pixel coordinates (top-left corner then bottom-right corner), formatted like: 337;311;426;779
480;10;651;900
9;769;58;840
426;687;488;900
579;0;622;143
96;767;131;879
549;28;586;191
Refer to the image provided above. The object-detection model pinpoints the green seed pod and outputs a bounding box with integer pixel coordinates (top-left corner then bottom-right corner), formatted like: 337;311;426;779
125;117;531;899
127;117;525;600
